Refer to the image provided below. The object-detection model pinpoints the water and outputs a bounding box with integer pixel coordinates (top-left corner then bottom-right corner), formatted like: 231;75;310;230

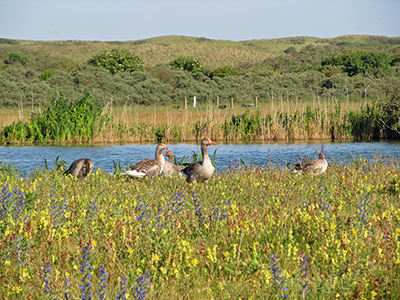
1;140;400;176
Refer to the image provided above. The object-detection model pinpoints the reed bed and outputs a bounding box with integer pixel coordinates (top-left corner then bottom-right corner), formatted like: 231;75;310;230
0;154;400;299
1;97;386;145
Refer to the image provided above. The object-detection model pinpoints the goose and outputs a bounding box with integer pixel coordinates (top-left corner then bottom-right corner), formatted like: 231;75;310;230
122;143;169;178
181;137;216;184
289;152;328;175
162;151;183;176
64;158;94;178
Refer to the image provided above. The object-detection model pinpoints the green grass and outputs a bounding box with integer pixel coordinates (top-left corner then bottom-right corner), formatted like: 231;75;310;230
1;155;400;299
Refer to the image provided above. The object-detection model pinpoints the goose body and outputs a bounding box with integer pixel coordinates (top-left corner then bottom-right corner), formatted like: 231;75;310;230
162;151;183;176
181;138;216;184
122;143;169;178
289;153;328;175
64;158;94;178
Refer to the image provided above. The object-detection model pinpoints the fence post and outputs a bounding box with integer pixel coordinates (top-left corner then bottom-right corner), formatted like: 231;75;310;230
230;97;233;109
184;97;187;109
216;96;219;107
193;96;196;108
255;97;258;107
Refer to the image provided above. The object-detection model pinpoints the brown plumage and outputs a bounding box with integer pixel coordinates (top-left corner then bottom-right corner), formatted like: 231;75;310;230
181;137;216;184
122;143;169;178
289;152;328;175
162;151;183;176
64;158;94;179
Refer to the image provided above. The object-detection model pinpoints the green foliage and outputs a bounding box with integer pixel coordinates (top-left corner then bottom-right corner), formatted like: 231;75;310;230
88;49;145;74
210;66;239;78
4;52;30;65
170;56;208;73
0;93;107;144
38;68;55;81
321;51;392;77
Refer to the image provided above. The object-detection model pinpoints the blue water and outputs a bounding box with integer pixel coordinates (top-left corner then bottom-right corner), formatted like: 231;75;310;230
1;140;399;176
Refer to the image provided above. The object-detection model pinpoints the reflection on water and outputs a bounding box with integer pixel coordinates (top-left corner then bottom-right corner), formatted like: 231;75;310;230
1;140;400;176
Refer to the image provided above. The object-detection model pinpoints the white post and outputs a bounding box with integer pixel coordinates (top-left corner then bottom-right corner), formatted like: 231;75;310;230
193;96;196;108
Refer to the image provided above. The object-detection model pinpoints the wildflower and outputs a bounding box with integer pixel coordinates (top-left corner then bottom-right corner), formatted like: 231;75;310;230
299;254;309;297
133;270;150;300
192;191;205;227
96;265;108;300
79;245;93;299
136;197;151;228
269;254;288;298
358;194;370;230
317;183;330;218
49;188;68;229
64;273;73;299
116;276;128;300
0;186;27;224
42;264;55;298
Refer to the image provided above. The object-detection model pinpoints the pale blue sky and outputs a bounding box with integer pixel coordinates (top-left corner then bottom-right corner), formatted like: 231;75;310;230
0;0;399;41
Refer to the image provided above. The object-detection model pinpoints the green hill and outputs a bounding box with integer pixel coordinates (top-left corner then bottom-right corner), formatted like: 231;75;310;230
0;35;399;108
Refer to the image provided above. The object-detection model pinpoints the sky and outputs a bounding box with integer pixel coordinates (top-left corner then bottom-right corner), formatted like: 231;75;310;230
0;0;399;42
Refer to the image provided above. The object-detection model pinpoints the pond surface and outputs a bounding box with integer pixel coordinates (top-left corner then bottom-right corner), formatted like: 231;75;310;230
1;140;400;176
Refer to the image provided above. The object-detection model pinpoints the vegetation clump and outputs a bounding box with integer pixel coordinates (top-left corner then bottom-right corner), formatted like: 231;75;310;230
88;49;145;74
0;93;107;144
170;56;208;73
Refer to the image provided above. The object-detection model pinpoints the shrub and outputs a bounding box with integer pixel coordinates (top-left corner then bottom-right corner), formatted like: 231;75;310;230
170;56;207;73
210;66;239;78
39;69;55;81
321;51;392;77
88;49;145;74
4;53;30;65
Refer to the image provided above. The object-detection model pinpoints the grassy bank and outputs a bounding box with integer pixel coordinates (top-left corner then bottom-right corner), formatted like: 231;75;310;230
0;155;400;299
1;93;399;144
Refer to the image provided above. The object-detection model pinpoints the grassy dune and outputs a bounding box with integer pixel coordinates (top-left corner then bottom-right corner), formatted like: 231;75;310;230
1;155;400;299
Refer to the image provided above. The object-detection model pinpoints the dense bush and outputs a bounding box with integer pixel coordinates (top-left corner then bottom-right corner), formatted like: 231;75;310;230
170;56;208;73
210;66;240;78
321;51;392;77
4;52;30;65
38;68;55;81
88;49;145;74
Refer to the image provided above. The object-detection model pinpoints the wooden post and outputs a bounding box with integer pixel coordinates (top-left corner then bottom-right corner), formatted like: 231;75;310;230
216;96;219;107
255;97;258;107
193;96;196;108
230;97;233;109
184;97;187;109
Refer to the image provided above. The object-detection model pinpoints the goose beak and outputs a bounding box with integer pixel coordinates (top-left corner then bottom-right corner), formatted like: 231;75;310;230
163;146;169;150
163;153;167;156
210;141;216;145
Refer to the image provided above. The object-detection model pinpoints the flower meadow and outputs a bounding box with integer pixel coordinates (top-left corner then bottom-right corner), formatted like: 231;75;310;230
1;155;400;299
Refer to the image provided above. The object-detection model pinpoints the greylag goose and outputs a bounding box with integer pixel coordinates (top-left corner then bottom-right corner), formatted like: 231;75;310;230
181;137;216;184
289;152;328;175
162;151;183;176
64;158;94;178
122;143;169;178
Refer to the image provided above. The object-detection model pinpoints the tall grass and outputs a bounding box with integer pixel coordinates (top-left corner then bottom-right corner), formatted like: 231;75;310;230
0;93;109;144
0;154;400;298
0;94;398;144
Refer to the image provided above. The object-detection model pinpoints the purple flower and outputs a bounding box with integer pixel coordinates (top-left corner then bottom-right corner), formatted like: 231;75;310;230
269;254;288;298
134;271;150;300
79;245;93;300
299;254;309;297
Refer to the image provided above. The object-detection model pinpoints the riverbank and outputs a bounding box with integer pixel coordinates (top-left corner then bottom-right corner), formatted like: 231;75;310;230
1;95;398;145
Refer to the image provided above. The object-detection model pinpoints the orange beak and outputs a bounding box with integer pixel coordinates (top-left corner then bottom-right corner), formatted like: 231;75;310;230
209;141;216;145
163;146;169;150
